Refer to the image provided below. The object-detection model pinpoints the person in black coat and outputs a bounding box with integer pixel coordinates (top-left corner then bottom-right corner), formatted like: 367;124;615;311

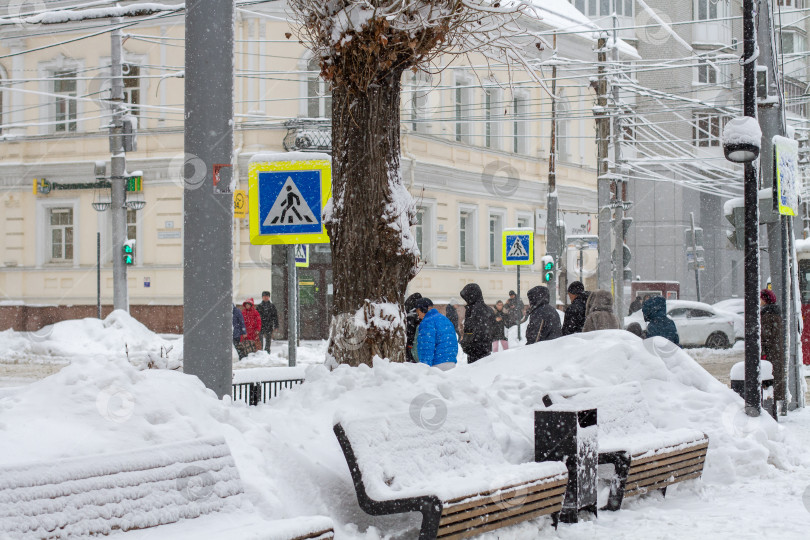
561;281;589;336
404;292;423;363
256;291;279;353
628;296;643;316
460;283;495;363
445;303;460;337
642;296;679;346
760;288;784;403
525;286;562;344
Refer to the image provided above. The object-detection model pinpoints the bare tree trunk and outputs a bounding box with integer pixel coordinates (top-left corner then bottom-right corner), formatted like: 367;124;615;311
326;68;418;366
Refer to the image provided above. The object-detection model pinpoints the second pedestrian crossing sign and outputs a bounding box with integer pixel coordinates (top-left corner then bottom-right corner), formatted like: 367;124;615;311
248;154;331;245
502;228;534;265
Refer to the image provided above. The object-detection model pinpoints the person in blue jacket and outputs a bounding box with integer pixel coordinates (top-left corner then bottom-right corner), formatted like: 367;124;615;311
232;304;247;358
415;298;458;370
642;296;680;346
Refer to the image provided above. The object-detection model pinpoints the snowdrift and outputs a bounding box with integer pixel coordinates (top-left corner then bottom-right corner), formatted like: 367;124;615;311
0;310;182;368
0;331;808;538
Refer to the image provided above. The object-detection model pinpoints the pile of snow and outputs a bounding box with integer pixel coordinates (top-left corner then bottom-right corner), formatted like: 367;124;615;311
0;310;182;369
1;331;809;538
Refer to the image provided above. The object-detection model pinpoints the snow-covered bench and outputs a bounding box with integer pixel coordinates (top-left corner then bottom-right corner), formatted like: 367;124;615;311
541;382;708;511
0;437;334;540
232;367;306;405
334;404;568;539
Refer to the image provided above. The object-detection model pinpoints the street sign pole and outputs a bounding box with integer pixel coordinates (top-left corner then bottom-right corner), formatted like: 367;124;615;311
516;265;521;340
287;244;297;367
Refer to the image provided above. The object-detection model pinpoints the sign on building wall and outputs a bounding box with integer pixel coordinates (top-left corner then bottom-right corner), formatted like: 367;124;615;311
563;213;594;236
774;135;799;217
248;154;332;245
233;189;247;219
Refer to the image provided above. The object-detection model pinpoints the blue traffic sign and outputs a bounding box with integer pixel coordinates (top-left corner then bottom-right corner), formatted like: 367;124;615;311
258;170;322;235
502;229;534;265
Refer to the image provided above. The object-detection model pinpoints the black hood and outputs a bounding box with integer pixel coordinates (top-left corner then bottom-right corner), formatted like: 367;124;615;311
527;286;549;307
460;283;484;305
404;293;423;314
642;296;667;321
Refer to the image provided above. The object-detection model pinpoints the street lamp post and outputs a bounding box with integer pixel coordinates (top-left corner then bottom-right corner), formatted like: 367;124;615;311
723;0;761;417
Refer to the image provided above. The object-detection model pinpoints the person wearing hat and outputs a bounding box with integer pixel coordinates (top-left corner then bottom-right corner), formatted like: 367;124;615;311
760;288;784;404
415;298;458;370
503;290;525;328
256;291;279;353
561;281;589;336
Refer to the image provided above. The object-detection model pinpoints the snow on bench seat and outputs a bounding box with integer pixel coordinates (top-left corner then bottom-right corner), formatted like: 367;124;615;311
335;404;568;539
541;382;708;510
0;437;334;540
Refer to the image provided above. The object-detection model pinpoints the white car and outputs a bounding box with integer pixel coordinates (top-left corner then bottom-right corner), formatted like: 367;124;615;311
624;299;736;349
712;298;744;340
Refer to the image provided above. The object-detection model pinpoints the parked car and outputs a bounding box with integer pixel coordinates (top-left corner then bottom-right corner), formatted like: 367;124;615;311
712;298;744;341
624;299;736;348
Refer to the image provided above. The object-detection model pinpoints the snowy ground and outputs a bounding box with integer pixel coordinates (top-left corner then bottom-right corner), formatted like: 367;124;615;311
1;313;809;538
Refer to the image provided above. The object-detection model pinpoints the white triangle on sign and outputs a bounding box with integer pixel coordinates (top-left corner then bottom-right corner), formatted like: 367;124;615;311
508;237;528;258
263;176;318;226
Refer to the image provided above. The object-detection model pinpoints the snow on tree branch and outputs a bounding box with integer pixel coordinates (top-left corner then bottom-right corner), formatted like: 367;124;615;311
288;0;548;92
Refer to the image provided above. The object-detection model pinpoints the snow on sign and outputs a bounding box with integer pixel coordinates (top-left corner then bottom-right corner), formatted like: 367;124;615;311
502;228;534;266
248;155;331;245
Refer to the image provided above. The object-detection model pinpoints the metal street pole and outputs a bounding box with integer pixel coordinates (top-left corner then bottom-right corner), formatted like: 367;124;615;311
690;212;702;303
516;265;522;340
110;20;128;312
596;37;611;291
742;0;761;417
97;232;101;319
611;9;624;326
546;34;559;308
287;245;297;367
183;0;234;398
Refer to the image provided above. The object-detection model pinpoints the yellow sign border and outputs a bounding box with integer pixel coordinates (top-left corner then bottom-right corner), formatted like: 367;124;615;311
502;228;534;266
248;159;332;245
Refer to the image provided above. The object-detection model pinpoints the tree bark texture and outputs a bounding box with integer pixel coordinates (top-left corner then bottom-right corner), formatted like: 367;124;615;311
326;68;418;366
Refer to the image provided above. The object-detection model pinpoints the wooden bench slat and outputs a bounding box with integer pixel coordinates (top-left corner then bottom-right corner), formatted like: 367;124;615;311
627;455;707;485
630;440;709;465
625;470;704;498
437;492;564;539
441;477;567;514
440;484;566;526
625;463;705;494
625;447;708;477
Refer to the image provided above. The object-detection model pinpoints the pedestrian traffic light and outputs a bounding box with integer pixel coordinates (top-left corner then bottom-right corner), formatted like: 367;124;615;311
724;202;745;250
122;240;134;265
541;255;555;283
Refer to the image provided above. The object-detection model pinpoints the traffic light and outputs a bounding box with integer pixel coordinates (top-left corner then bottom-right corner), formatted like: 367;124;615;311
122;240;135;265
724;202;744;250
541;255;555;283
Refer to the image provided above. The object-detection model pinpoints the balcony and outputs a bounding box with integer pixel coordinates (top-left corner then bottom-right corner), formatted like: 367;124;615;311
282;119;332;153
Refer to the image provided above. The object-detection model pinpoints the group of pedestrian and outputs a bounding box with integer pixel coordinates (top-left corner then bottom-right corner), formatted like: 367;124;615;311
232;291;279;359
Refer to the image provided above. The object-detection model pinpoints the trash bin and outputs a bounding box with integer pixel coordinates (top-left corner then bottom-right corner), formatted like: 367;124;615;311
535;408;598;523
729;360;775;419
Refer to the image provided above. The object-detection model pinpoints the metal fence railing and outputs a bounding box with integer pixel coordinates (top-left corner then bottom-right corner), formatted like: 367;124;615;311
231;378;305;406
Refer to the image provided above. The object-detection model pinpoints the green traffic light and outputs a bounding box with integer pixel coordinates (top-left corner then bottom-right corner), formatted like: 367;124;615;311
123;245;133;254
544;271;554;282
124;255;133;265
544;262;554;271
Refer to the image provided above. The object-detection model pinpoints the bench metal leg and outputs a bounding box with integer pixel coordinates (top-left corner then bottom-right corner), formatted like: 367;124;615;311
417;500;441;540
600;452;630;512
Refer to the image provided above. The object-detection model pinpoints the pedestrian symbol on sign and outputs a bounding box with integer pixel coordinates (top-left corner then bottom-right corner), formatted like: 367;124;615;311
507;237;528;258
264;177;318;226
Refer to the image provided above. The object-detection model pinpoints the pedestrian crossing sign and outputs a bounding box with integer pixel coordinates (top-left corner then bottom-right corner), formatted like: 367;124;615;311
294;244;309;267
502;228;534;266
248;155;331;245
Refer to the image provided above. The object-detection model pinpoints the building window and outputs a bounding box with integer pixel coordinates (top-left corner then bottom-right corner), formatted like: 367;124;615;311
459;209;476;265
697;56;717;84
49;208;74;261
127;208;137;242
571;0;632;16
415;208;424;260
696;0;726;20
408;71;429;132
489;213;503;266
123;64;140;117
485;89;493;148
512;95;527;154
306;57;331;118
455;79;471;143
784;79;807;116
556;98;569;160
693;112;725;147
54;70;77;132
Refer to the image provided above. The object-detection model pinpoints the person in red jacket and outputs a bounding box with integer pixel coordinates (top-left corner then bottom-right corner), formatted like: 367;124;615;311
241;298;262;351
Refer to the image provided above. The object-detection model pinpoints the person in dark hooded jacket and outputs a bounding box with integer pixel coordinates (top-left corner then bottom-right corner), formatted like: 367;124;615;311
561;281;589;336
525;286;562;344
404;292;423;363
445;303;460;337
583;289;620;331
460;283;495;363
642;296;679;346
